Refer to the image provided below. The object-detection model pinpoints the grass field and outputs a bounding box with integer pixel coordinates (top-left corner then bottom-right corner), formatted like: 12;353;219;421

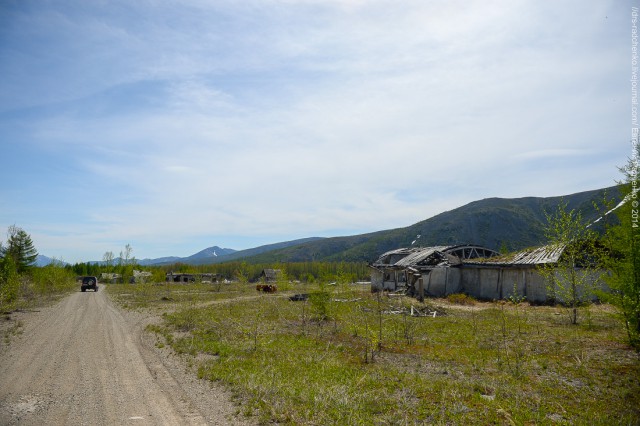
109;282;640;425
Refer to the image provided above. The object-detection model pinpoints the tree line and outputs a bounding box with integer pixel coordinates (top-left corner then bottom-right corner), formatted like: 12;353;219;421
66;259;371;284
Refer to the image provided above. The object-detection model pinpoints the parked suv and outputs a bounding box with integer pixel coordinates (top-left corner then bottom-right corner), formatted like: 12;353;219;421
81;276;99;292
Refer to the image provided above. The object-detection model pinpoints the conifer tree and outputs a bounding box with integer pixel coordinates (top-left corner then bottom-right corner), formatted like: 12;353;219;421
1;225;38;273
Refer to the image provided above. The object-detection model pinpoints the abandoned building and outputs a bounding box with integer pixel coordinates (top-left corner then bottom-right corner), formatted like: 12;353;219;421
369;243;604;303
370;245;498;296
132;270;153;283
165;272;222;283
260;269;282;283
100;272;122;283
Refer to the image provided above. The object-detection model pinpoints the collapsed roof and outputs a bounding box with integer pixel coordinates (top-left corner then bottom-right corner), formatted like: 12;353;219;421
371;245;499;271
465;244;566;266
465;241;602;267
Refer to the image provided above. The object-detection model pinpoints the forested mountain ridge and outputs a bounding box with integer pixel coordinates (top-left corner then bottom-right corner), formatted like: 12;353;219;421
188;237;325;265
237;185;620;264
141;238;325;265
71;186;619;266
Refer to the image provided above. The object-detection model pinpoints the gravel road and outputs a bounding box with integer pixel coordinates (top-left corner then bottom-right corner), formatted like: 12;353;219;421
0;289;251;425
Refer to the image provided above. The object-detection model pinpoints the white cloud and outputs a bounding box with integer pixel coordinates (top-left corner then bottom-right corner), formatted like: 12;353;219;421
0;0;628;262
164;165;192;173
516;149;596;160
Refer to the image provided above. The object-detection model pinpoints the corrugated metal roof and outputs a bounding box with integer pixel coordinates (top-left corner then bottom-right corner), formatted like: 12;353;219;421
373;246;455;267
465;244;566;266
372;245;497;269
394;248;443;267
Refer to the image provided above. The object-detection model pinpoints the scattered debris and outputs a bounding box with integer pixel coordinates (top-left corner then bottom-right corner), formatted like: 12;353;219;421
289;294;309;302
381;305;440;317
332;298;362;303
411;305;439;317
547;413;566;423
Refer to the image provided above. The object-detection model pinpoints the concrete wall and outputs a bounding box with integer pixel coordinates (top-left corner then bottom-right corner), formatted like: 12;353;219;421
461;267;604;303
543;269;607;303
370;269;405;291
371;265;604;303
461;267;548;302
424;268;461;297
371;269;383;291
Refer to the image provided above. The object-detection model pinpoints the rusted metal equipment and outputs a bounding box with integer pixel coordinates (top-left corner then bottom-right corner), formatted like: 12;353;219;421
256;284;277;293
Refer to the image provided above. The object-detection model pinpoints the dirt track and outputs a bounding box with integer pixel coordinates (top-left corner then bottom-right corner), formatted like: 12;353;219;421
0;289;248;425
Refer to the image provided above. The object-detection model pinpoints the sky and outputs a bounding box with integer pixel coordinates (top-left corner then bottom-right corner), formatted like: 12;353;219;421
0;0;631;264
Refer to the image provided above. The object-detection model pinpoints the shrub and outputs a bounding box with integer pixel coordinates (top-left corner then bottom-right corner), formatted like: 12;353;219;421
446;293;476;305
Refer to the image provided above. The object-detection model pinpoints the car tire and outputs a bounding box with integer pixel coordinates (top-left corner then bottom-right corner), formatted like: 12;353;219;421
81;288;86;292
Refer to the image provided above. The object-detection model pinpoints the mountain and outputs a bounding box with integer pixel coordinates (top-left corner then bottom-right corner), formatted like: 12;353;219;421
36;255;67;267
190;237;325;265
180;246;236;263
138;256;182;266
70;186;620;267
141;238;324;265
109;247;236;266
237;186;620;264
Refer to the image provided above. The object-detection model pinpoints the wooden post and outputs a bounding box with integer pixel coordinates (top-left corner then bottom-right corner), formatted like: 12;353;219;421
418;277;424;303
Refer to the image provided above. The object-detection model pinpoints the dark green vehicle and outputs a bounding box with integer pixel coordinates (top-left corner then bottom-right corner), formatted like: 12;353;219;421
81;276;98;292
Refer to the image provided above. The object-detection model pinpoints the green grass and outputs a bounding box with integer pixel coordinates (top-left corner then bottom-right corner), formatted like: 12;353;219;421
109;282;640;425
106;281;256;311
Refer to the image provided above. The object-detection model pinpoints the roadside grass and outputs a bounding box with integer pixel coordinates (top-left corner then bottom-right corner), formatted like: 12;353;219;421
1;269;76;349
113;283;640;425
1;316;23;349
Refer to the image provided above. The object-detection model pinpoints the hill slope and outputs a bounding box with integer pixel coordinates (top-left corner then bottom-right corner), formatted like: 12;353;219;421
188;237;325;265
241;186;619;264
180;246;236;264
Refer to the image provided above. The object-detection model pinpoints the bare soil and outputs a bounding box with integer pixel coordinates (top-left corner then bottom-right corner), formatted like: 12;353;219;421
0;290;253;425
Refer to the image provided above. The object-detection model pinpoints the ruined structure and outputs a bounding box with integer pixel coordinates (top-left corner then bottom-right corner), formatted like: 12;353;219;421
166;272;222;283
370;243;603;303
260;269;282;283
100;272;122;283
370;245;498;299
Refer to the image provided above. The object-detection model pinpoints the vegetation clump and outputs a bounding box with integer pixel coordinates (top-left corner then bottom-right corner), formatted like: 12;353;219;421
446;293;476;306
0;225;76;313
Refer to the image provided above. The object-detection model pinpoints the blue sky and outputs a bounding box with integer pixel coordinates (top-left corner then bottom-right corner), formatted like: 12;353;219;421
0;0;630;263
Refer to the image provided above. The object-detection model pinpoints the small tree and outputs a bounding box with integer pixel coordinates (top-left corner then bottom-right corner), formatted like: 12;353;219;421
32;260;75;296
119;244;136;283
234;261;250;284
119;243;135;266
0;253;20;311
1;225;38;273
599;151;640;349
309;282;331;321
538;202;601;325
275;266;290;291
103;251;115;271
